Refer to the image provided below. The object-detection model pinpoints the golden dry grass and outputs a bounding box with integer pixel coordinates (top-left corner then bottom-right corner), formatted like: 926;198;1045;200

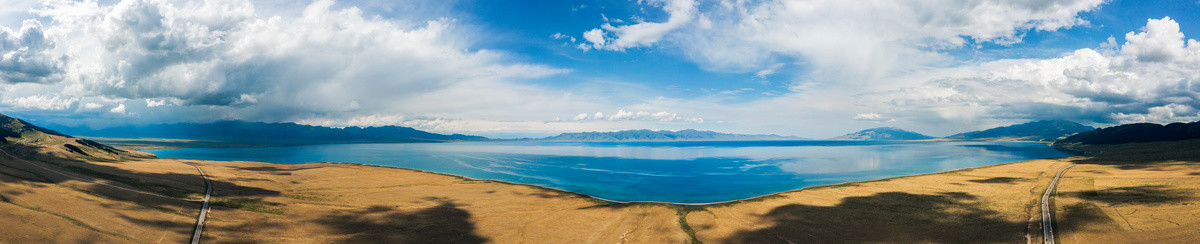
1;134;1198;243
1050;141;1200;243
687;158;1074;243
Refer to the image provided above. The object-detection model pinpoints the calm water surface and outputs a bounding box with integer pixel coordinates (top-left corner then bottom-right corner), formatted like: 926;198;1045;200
146;140;1072;203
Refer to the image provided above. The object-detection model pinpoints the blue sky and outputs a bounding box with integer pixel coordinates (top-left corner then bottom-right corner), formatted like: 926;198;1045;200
1;0;1199;138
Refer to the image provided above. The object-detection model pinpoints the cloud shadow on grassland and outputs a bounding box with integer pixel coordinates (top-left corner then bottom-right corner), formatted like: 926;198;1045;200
315;199;487;244
720;191;1027;243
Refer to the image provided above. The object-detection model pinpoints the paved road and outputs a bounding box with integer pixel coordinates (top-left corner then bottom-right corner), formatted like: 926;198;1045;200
190;165;213;244
1041;163;1076;244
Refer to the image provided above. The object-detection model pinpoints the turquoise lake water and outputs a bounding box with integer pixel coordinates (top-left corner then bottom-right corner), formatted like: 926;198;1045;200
145;140;1073;204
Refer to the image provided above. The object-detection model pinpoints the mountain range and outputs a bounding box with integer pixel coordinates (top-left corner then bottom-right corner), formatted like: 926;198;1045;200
536;129;804;141
1056;121;1200;145
945;120;1094;142
16;112;1200;146
45;118;1099;145
50;121;487;146
831;120;1093;142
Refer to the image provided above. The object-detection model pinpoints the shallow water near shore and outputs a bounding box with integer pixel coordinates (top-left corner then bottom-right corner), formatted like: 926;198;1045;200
146;140;1072;203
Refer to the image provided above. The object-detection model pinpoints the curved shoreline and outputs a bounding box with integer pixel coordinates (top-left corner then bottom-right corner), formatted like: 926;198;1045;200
161;153;1078;208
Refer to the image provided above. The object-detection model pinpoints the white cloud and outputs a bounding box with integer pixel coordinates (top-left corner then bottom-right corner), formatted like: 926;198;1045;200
0;19;62;83
581;0;1104;81
551;32;575;42
1112;104;1200;124
2;0;1196;139
1121;17;1188;62
572;113;589;120
296;113;407;128
0;0;593;129
853;113;893;123
145;99;166;107
3;94;76;110
866;17;1200;127
578;0;697;51
579;28;606;50
571;109;704;123
754;63;784;78
108;103;125;114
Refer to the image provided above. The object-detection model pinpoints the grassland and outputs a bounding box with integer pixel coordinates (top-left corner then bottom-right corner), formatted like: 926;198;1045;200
1;131;1198;243
1049;140;1200;243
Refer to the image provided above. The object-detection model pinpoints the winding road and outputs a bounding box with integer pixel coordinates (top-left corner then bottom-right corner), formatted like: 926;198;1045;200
1041;163;1074;244
190;165;212;244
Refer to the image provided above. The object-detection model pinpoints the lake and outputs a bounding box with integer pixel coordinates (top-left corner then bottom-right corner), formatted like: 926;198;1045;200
145;140;1073;204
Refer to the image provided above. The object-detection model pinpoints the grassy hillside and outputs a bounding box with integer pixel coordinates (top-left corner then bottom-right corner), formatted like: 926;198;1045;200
1;113;153;161
1056;121;1200;145
946;120;1093;142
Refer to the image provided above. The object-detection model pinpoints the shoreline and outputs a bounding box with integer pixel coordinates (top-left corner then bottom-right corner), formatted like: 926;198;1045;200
151;151;1084;208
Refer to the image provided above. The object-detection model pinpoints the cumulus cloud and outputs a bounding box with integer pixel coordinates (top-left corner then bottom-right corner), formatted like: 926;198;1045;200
571;109;703;123
36;0;567;109
296;113;408;128
1121;17;1189;62
572;113;589;120
853;113;893;123
0;19;62;83
866;17;1200;126
108;103;126;114
2;0;1196;139
3;94;76;110
1112;104;1200;124
0;0;593;130
145;99;166;107
580;0;1104;79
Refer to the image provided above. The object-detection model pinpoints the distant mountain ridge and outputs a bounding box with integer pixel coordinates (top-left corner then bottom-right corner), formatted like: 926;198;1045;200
947;120;1093;142
52;121;488;145
830;127;934;140
538;129;803;141
1055;121;1200;145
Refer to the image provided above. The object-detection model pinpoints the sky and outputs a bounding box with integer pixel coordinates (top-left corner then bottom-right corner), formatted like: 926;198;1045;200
0;0;1199;138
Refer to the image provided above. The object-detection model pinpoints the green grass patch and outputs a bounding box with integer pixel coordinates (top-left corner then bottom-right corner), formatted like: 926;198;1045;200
282;192;335;201
676;208;704;244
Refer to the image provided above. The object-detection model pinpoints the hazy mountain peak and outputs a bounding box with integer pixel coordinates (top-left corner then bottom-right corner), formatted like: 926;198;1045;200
830;127;934;140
